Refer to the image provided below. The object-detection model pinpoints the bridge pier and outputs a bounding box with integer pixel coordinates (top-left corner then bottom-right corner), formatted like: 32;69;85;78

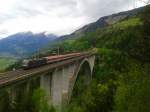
51;68;64;107
62;64;76;105
40;72;52;104
10;86;17;104
52;64;76;105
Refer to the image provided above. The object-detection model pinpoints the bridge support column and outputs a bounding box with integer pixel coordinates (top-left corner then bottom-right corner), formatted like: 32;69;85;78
10;86;17;104
62;64;75;105
62;66;69;105
51;68;63;106
40;73;52;104
51;64;76;107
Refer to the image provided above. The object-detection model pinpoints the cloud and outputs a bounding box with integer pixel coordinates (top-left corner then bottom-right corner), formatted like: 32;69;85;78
0;0;147;38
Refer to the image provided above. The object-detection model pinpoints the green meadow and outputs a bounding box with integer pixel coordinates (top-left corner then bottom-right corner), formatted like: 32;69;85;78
0;57;16;71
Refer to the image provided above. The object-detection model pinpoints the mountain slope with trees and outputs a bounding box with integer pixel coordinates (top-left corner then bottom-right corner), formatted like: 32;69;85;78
55;6;144;42
52;5;150;112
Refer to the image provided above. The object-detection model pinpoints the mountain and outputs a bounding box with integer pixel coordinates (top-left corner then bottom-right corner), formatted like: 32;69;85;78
0;6;145;58
0;32;58;57
58;6;144;41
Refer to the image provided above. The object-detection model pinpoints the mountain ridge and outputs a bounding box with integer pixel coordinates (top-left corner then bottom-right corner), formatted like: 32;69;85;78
0;6;145;58
58;6;144;41
0;32;58;58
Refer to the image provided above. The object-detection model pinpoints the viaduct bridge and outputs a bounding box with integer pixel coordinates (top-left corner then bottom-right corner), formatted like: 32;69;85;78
0;52;95;108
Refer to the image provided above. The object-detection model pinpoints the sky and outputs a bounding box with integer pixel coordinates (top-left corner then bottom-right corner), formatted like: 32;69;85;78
0;0;147;38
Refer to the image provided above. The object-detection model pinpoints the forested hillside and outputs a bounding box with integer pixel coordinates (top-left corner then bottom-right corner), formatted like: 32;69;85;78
55;6;144;42
51;6;150;112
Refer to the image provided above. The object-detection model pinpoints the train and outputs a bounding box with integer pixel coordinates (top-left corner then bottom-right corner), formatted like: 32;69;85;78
22;53;82;69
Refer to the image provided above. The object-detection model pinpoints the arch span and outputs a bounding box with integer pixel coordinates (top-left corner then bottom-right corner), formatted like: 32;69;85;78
69;59;92;98
50;55;95;106
68;56;95;102
73;55;96;83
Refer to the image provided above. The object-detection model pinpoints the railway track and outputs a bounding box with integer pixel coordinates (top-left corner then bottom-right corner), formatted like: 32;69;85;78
0;52;94;87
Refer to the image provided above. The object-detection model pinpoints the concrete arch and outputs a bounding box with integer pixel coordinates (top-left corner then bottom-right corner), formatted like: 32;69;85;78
74;58;93;84
75;56;95;77
69;56;95;101
73;55;95;84
75;58;92;77
50;55;95;106
69;59;92;97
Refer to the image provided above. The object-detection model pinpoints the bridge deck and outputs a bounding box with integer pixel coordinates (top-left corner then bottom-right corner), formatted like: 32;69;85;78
0;53;94;88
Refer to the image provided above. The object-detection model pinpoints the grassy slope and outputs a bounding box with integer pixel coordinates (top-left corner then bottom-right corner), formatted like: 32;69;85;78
0;58;16;71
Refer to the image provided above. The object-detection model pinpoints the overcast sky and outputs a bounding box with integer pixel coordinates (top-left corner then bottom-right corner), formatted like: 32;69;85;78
0;0;147;38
